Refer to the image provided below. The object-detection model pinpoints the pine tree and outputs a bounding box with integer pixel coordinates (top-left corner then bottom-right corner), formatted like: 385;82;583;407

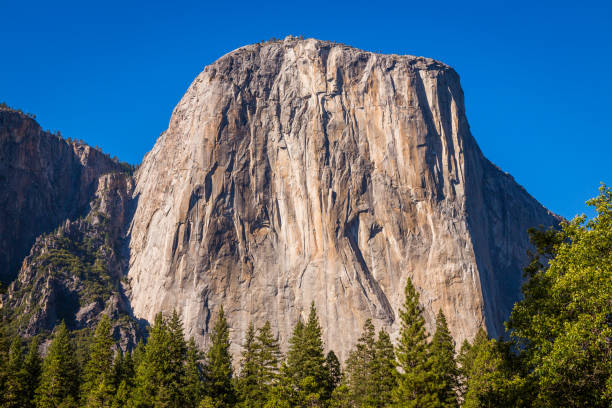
0;323;11;405
131;311;188;407
325;351;341;391
35;321;80;408
372;329;397;407
23;337;42;407
255;320;281;399
131;339;146;371
238;322;261;407
4;337;28;407
392;278;435;408
110;350;133;408
429;310;459;408
283;318;305;387
344;319;377;406
184;337;206;407
111;349;135;408
167;310;189;405
282;302;331;407
81;315;116;407
206;305;235;407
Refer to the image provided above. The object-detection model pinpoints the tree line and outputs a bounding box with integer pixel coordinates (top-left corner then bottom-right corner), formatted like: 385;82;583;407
0;185;610;407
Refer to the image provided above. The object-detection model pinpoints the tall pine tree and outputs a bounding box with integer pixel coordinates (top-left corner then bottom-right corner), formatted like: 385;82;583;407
282;302;331;407
392;278;435;408
35;321;80;408
255;320;281;398
344;319;377;406
131;311;188;407
372;329;397;407
206;305;235;407
238;322;260;407
4;337;27;407
23;337;42;407
429;310;459;408
110;350;134;408
81;314;116;407
184;337;206;407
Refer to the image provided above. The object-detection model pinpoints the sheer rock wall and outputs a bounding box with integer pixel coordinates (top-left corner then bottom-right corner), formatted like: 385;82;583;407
127;38;558;358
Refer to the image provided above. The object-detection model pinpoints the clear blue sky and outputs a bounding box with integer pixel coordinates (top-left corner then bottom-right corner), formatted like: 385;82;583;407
1;0;610;219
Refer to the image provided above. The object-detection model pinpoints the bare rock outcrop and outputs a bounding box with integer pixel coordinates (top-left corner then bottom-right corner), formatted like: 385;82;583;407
127;37;559;359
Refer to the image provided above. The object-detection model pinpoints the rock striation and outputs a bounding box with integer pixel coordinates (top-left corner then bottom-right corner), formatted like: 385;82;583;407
127;37;559;359
0;108;126;283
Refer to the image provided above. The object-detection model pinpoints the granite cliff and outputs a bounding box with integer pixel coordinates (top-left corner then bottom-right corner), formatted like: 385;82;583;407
0;107;127;284
126;37;559;359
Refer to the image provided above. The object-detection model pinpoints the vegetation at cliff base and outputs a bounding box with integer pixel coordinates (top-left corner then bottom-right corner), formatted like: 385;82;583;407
0;184;610;407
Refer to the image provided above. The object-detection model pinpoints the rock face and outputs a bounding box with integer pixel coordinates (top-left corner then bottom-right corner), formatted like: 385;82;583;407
0;108;125;283
127;37;559;358
2;172;142;349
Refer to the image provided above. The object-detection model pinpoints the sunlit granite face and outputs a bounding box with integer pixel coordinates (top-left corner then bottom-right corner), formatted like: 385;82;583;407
126;37;559;359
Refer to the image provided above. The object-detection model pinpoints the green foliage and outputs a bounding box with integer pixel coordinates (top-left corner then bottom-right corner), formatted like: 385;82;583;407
24;337;42;407
344;319;377;406
81;315;115;407
185;338;207;407
460;329;523;408
255;321;282;392
206;306;236;407
35;321;80;408
281;302;332;407
3;337;28;407
326;351;341;391
0;324;11;405
392;278;436;407
429;310;459;407
237;322;261;407
131;311;190;407
372;329;397;407
1;185;609;407
507;184;612;407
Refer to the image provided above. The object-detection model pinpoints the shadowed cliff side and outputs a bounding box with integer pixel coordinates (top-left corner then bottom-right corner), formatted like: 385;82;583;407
0;107;128;283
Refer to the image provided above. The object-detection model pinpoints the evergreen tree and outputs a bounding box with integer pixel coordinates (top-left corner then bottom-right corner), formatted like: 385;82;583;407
282;318;305;389
131;312;188;407
238;322;260;407
429;310;459;408
372;329;397;407
110;350;134;408
81;314;116;407
131;339;146;371
4;337;28;407
35;321;80;408
206;305;235;407
184;338;206;407
392;278;435;408
325;351;341;391
282;302;331;407
255;320;281;398
23;337;42;407
0;323;11;405
329;385;352;408
344;319;377;406
167;310;189;405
